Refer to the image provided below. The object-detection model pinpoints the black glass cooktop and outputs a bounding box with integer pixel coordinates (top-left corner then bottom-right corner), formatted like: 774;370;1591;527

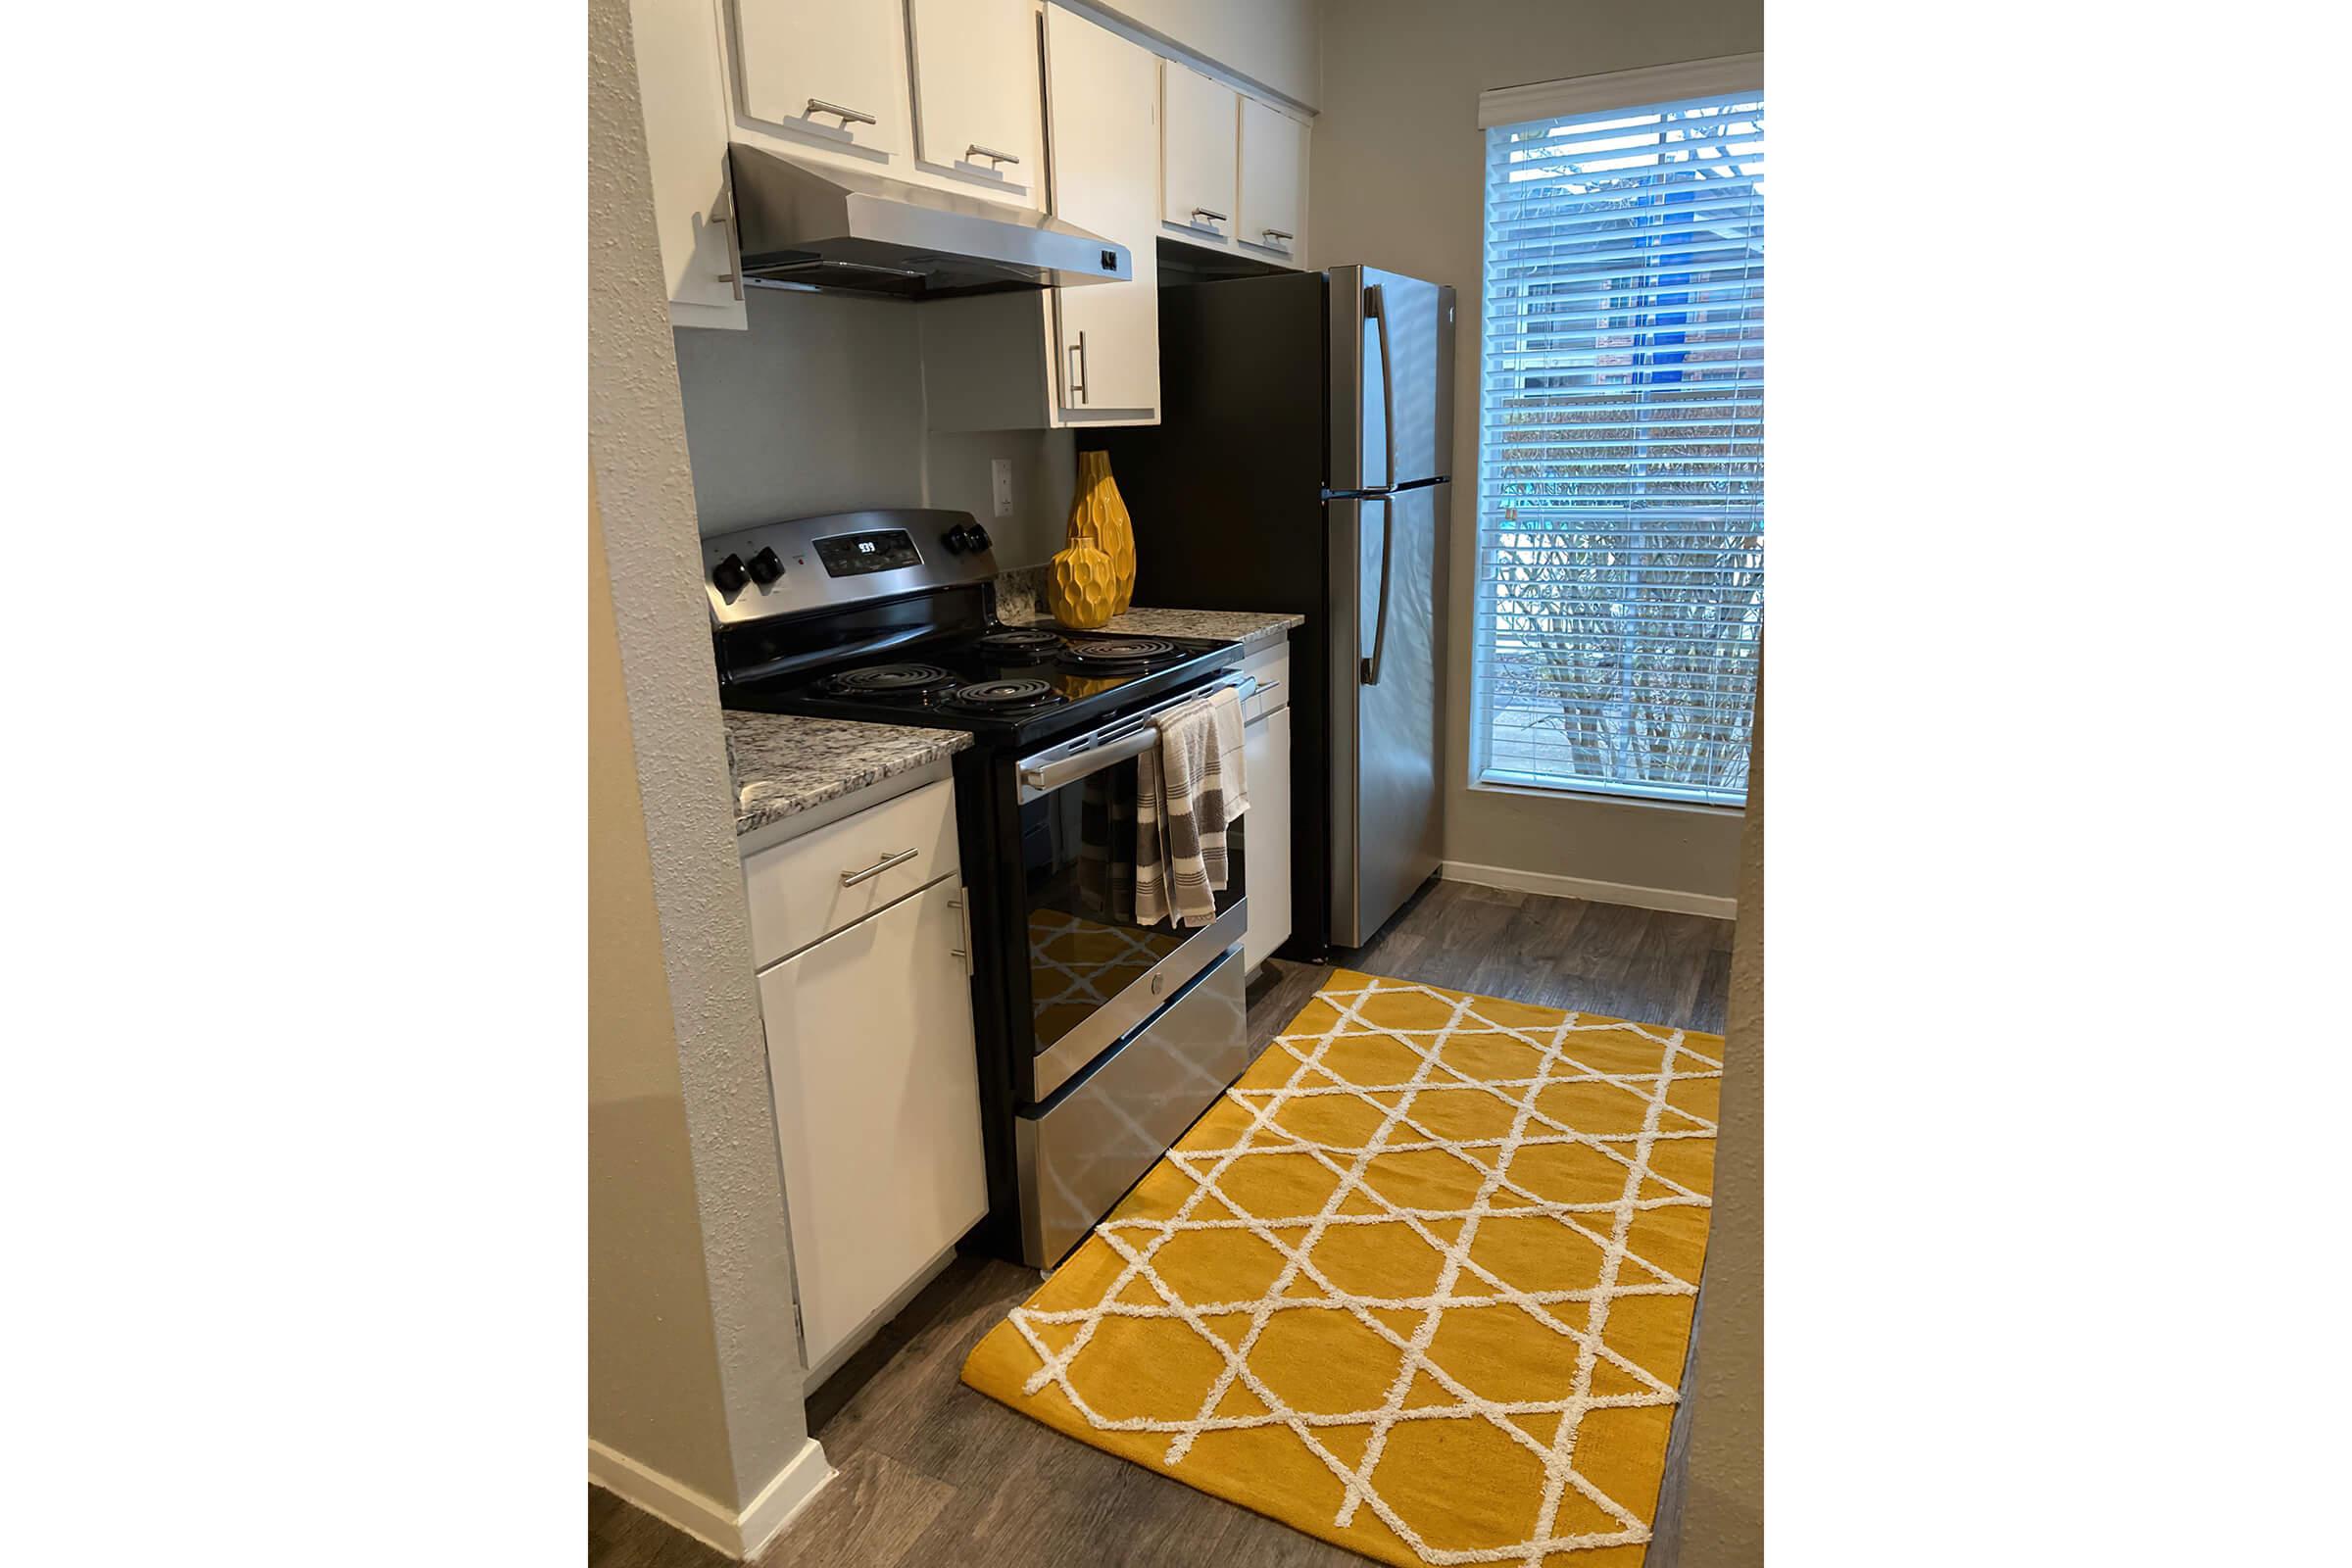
721;624;1242;744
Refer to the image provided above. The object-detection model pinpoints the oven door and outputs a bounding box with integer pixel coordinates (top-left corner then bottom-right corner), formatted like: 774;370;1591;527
1015;701;1250;1103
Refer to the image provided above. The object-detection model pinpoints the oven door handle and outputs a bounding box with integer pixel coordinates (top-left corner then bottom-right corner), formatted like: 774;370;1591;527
1018;728;1159;793
1016;672;1258;795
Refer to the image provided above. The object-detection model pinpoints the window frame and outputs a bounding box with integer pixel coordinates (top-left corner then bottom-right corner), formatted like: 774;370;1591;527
1467;62;1764;810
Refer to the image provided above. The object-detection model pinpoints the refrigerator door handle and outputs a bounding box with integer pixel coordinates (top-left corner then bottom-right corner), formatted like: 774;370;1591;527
1366;282;1396;493
1360;494;1393;687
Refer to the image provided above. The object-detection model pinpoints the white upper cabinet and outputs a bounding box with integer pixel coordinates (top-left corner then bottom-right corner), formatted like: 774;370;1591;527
1046;4;1159;417
1238;95;1306;261
1160;61;1238;242
906;0;1041;206
734;0;905;160
629;0;747;328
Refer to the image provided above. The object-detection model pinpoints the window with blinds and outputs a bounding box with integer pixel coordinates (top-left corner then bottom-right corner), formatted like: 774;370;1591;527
1473;90;1763;807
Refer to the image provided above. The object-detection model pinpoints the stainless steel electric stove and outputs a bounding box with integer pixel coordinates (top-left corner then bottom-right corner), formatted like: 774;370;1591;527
707;508;1261;1266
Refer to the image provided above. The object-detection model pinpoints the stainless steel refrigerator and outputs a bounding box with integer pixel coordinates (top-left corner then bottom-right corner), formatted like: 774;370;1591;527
1099;264;1454;956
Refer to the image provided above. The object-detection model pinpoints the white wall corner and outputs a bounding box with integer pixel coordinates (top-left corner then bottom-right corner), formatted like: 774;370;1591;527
590;1437;834;1560
1440;861;1738;922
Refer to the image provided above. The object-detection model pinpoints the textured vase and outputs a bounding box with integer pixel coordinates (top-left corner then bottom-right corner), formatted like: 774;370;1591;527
1068;449;1137;616
1047;539;1118;629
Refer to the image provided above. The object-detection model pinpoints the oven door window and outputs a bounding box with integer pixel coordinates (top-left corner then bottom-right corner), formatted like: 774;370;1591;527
1019;753;1244;1058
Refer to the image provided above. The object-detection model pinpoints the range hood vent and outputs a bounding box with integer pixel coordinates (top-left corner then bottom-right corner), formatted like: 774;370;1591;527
726;143;1131;300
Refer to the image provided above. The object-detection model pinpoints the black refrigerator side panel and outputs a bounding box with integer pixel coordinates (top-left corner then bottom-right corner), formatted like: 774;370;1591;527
1097;270;1335;958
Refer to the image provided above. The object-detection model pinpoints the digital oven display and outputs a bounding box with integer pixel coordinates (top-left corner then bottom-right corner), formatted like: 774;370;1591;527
813;529;922;578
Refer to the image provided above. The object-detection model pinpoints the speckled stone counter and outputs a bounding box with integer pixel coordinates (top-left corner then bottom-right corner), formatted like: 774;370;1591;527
724;711;971;838
993;565;1302;654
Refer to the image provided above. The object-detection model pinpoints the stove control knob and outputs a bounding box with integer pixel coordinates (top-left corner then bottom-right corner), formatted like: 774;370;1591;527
746;546;785;586
710;553;750;595
942;525;972;554
966;524;993;554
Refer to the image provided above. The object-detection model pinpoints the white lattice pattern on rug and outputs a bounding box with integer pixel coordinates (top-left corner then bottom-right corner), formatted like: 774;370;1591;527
1004;976;1721;1566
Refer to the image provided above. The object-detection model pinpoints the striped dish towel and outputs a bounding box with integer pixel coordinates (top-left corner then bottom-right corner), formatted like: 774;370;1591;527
1135;692;1248;929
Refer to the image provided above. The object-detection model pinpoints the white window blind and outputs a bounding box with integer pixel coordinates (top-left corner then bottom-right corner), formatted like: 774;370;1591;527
1473;89;1763;807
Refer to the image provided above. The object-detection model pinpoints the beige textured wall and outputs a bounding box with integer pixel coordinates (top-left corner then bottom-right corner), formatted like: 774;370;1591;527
1678;669;1764;1558
590;0;813;1511
1311;0;1761;902
590;479;738;1501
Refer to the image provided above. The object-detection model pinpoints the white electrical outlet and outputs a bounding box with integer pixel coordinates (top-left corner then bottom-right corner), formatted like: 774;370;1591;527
991;458;1013;517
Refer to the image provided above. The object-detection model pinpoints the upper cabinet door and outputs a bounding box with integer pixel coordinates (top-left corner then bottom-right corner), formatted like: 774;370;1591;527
1160;62;1238;240
1046;4;1159;417
906;0;1040;205
734;0;905;159
1238;96;1306;262
630;0;747;327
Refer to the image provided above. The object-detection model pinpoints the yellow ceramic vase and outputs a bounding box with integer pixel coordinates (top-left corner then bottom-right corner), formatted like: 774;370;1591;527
1047;450;1138;629
1069;450;1136;615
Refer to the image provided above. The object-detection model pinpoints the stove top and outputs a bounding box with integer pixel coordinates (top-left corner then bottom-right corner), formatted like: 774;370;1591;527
722;622;1244;744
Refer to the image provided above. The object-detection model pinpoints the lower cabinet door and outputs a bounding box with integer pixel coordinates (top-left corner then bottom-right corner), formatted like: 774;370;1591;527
1242;705;1294;972
758;876;987;1371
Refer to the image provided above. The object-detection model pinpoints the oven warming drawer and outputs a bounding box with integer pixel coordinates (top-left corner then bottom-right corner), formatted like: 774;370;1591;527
1015;946;1250;1269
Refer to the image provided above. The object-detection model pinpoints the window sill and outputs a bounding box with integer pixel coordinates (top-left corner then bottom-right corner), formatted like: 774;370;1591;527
1468;774;1746;818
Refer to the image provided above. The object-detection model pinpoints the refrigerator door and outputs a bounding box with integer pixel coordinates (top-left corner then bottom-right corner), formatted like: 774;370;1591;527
1329;480;1448;946
1329;266;1453;492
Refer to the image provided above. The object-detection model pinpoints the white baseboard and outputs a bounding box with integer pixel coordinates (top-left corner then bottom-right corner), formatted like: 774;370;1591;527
589;1435;833;1560
1440;860;1738;921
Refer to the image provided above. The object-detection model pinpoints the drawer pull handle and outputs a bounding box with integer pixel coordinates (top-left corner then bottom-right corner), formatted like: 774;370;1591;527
841;847;919;887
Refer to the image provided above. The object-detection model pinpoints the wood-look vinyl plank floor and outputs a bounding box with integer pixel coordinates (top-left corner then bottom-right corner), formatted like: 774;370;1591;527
589;876;1737;1568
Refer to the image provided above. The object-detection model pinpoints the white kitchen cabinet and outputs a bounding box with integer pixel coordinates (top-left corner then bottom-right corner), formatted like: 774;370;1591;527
627;0;747;328
920;4;1160;428
1244;703;1294;974
759;872;988;1375
734;0;906;160
906;0;1040;205
1046;4;1159;416
1238;95;1306;262
1240;636;1294;974
1160;61;1238;243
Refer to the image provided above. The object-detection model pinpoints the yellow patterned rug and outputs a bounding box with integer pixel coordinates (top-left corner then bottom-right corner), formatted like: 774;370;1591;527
960;969;1723;1568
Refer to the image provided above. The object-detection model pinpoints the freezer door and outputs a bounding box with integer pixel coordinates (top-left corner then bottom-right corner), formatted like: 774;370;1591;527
1329;267;1454;493
1328;481;1447;946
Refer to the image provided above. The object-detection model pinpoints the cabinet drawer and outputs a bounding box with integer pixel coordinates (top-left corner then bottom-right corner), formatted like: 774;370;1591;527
1240;638;1290;723
743;777;959;968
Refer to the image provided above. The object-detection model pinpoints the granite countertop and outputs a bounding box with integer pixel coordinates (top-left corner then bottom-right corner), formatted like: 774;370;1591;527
993;565;1303;654
724;711;971;837
1027;604;1304;653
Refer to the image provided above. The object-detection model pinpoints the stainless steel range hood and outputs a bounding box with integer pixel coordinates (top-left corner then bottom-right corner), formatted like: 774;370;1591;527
726;142;1130;300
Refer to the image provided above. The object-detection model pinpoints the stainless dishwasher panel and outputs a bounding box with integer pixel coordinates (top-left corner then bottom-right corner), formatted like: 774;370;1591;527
1015;947;1250;1268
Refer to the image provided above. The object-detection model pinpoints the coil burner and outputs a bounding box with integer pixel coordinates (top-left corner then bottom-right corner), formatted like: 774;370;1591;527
823;662;958;698
1060;638;1180;668
976;627;1065;657
948;678;1065;712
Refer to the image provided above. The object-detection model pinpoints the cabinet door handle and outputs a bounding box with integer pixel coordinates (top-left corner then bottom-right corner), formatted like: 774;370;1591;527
1191;207;1228;227
841;847;919;887
966;143;1020;167
1260;227;1293;245
947;891;972;972
806;98;878;128
1067;330;1087;405
710;199;745;302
